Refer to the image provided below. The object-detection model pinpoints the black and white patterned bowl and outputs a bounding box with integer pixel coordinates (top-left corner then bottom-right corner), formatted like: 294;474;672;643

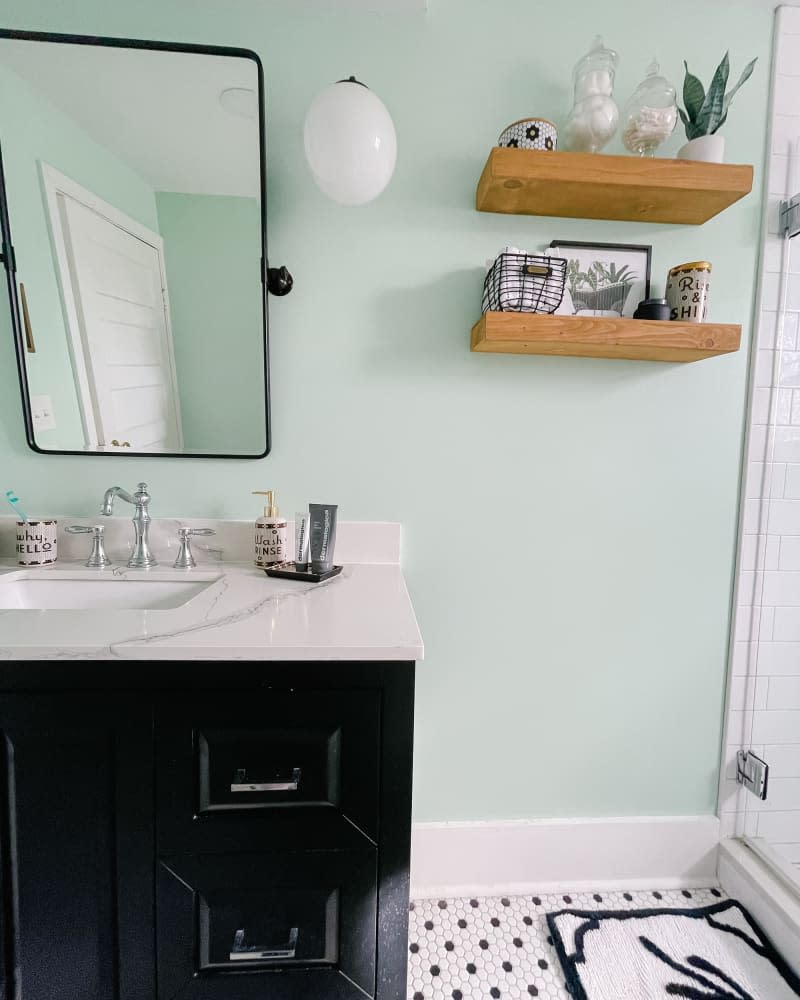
498;117;557;151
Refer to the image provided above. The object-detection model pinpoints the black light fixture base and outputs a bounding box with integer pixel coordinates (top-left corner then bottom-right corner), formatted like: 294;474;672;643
267;265;293;296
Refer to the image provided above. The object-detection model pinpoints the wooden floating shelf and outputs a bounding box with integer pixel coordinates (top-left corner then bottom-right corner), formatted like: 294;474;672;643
476;148;753;225
471;312;742;363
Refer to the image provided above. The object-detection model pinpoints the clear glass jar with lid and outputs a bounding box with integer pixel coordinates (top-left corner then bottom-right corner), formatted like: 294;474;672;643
564;36;620;154
621;59;677;156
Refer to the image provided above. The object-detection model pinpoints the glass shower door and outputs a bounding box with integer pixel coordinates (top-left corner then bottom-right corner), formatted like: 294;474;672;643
739;217;800;890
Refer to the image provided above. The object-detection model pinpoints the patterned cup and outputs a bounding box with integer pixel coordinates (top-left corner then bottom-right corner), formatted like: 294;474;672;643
666;261;712;323
16;519;58;566
498;118;558;151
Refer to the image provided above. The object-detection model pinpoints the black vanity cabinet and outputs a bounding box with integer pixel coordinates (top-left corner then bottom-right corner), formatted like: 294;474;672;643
0;661;415;1000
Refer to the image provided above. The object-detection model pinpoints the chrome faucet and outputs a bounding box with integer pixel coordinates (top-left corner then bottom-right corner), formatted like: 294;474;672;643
100;482;157;568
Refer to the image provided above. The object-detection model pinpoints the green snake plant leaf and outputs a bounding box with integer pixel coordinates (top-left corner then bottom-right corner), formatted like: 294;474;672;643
711;111;728;136
682;61;706;122
697;51;730;135
678;106;691;136
722;57;757;117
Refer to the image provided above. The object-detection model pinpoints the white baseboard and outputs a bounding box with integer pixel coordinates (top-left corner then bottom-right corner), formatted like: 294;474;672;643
718;838;800;976
410;816;720;899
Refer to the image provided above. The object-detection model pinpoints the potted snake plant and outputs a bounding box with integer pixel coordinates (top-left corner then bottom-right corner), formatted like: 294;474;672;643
678;52;757;162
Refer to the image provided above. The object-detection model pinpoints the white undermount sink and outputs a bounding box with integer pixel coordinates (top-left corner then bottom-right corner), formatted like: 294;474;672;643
0;572;219;611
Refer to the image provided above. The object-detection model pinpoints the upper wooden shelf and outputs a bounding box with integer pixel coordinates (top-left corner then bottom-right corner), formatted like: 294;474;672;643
476;148;753;225
471;312;741;363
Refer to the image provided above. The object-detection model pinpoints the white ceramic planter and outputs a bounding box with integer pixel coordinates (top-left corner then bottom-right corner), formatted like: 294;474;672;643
677;134;726;163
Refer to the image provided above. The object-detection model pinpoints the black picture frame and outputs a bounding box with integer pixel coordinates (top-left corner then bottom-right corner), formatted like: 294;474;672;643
548;239;652;318
0;28;273;460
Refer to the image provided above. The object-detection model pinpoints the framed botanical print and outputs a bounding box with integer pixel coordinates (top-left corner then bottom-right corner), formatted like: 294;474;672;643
546;241;652;318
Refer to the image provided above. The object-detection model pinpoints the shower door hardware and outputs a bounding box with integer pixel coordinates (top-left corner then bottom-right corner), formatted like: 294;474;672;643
229;926;299;962
230;766;301;793
736;749;769;801
780;195;800;238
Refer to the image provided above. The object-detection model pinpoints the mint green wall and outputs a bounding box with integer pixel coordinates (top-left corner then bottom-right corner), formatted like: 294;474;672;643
155;192;265;454
0;61;158;450
0;0;773;821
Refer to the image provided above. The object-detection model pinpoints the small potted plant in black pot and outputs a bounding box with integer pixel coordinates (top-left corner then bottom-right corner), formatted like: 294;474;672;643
678;51;757;163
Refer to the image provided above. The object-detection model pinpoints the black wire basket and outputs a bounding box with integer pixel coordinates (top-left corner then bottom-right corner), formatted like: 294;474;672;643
482;252;567;314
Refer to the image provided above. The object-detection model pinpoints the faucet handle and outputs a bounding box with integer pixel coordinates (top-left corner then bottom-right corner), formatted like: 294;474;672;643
174;527;216;569
66;525;111;568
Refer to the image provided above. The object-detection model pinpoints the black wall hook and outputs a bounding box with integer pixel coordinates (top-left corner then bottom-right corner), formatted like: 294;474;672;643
267;265;293;296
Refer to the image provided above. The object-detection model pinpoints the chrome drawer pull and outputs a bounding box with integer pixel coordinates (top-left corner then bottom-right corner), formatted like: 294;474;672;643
229;926;298;961
230;766;301;793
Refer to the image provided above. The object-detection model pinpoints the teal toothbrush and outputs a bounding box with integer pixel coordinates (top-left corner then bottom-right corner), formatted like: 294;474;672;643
4;490;28;523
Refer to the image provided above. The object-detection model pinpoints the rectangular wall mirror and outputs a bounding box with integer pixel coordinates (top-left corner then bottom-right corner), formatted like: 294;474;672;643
0;30;271;458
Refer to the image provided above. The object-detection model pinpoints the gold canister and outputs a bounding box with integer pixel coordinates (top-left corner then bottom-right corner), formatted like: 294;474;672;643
666;260;712;323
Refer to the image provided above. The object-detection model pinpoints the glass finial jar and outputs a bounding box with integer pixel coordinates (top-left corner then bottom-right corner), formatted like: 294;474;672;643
564;35;620;154
621;59;677;156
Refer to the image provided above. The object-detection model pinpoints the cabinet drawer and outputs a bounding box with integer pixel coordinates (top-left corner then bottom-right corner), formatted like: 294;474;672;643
156;690;380;851
157;850;376;999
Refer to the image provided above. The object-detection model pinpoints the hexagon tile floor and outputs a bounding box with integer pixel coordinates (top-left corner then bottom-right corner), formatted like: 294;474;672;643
407;886;726;1000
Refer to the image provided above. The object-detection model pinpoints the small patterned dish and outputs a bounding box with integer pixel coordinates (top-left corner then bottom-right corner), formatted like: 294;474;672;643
498;117;557;151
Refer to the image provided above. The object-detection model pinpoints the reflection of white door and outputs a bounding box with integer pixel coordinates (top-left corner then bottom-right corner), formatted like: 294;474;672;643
42;164;183;452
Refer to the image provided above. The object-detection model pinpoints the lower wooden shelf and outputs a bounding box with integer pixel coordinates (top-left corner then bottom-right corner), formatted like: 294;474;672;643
470;312;742;363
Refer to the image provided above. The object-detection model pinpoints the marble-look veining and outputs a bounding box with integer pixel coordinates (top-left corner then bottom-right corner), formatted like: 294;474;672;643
0;518;422;662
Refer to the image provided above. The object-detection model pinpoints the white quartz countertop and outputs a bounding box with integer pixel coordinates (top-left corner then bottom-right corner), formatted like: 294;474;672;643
0;518;423;662
0;561;423;661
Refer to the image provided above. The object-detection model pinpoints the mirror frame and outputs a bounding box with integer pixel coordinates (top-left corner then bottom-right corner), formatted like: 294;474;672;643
0;28;272;459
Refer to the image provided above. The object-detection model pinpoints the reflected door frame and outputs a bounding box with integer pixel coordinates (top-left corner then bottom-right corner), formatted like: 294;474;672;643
40;162;184;452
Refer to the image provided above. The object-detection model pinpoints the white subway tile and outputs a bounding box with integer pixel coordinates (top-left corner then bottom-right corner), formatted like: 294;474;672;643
739;535;780;572
773;841;800;864
768;534;782;570
757;810;800;841
774;427;800;462
746;426;769;467
774;607;800;641
731;642;754;676
788;275;800;313
779;351;800;386
769;153;792;197
726;709;754;748
776;31;800;75
743;498;764;535
747;777;800;811
793;392;800;425
751;708;800;743
752;389;771;425
761;275;781;314
765;745;800;777
775;77;800;118
720;778;748;814
754;642;800;675
779;5;800;34
734;605;774;642
751;389;792;426
768;676;800;709
772;114;800;155
762;571;800;605
766;498;800;533
779;537;800;570
730;676;770;711
787;464;800;497
768;196;784;237
758;310;799;348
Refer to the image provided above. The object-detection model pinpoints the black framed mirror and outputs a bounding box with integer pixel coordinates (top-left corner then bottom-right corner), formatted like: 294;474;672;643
0;29;290;458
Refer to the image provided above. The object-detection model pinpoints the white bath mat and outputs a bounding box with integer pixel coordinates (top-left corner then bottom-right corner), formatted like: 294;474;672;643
547;899;800;999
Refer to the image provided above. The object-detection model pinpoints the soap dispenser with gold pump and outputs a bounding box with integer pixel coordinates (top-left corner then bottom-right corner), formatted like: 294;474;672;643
252;490;287;568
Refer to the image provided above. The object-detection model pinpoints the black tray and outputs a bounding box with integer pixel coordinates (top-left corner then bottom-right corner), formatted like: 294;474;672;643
263;563;343;583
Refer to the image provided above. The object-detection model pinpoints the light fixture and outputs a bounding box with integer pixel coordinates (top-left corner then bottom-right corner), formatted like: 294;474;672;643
303;76;397;206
